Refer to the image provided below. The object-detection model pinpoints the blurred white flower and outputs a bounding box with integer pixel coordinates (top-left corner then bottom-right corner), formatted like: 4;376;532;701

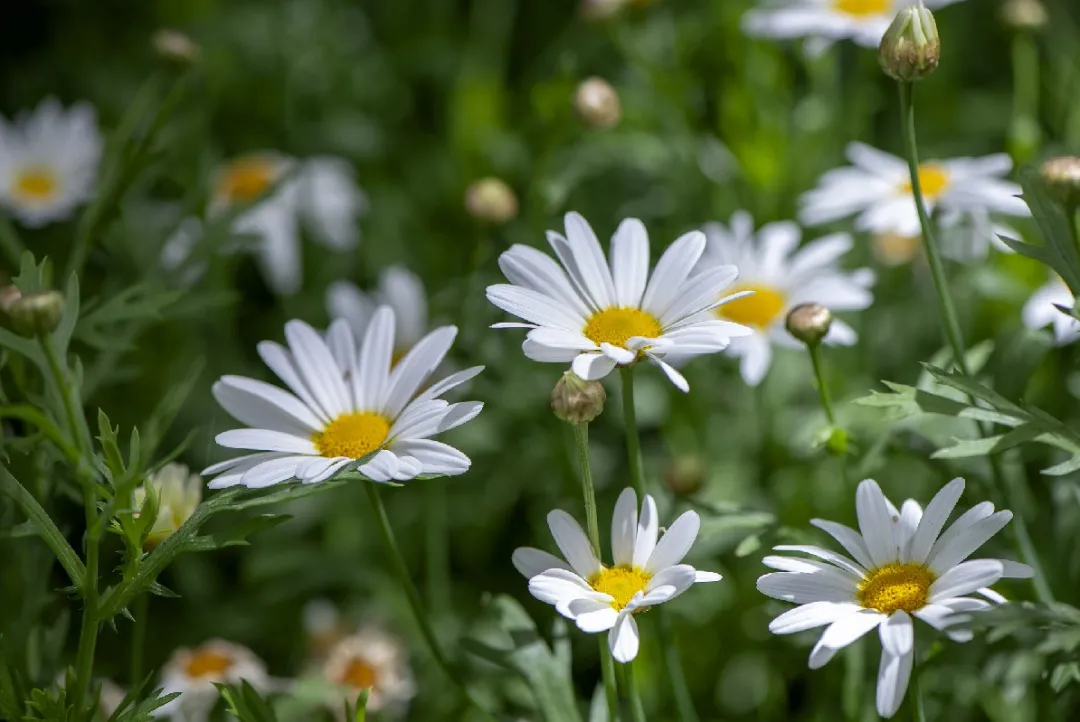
209;153;366;295
487;212;753;392
513;487;722;663
321;627;416;718
694;212;875;386
742;0;963;49
1021;276;1080;346
799;142;1029;262
0;98;102;227
758;478;1032;718
204;307;483;487
156;639;269;721
327;267;428;361
133;462;202;549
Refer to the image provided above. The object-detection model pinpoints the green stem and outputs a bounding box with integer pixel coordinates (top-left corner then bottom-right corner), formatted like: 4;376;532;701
599;631;620;721
910;658;926;722
623;662;647;722
424;483;450;612
1008;32;1041;162
842;640;865;722
657;608;698;722
807;344;837;426
0;465;85;588
619;367;645;497
571;424;602;555
129;593;148;684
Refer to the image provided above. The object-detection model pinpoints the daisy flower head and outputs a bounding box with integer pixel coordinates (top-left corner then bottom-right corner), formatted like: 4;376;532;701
327;266;428;362
799;143;1029;262
757;478;1033;718
742;0;962;50
513;487;722;662
156;639;269;721
205;307;483;487
209;153;366;295
697;211;874;386
1021;276;1080;346
0;97;102;227
321;627;416;718
486;212;753;392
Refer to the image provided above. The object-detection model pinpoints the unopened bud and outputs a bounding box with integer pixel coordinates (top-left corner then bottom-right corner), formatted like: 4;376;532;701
551;371;606;424
785;303;833;346
1001;0;1048;32
10;290;64;336
872;232;921;267
580;0;626;21
879;3;940;82
665;456;705;496
1040;156;1080;208
574;77;621;130
152;29;201;65
465;177;518;224
133;463;202;550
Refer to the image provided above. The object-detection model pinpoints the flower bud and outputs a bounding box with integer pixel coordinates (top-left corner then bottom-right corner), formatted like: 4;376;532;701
551;371;606;424
133;463;202;550
665;456;705;496
574;77;621;130
0;285;22;315
785;303;833;346
152;29;201;65
465;177;518;224
1001;0;1048;32
872;232;921;267
9;290;64;336
879;3;940;82
1040;156;1080;208
580;0;626;21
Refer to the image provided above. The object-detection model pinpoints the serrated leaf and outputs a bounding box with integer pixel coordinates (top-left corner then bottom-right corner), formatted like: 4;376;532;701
931;424;1044;459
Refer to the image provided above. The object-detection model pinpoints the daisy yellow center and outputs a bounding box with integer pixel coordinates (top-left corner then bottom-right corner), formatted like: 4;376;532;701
857;562;936;614
582;307;662;348
832;0;891;17
717;285;786;328
184;650;233;679
901;163;951;200
313;412;391;459
338;658;378;690
12;167;59;202
217;157;277;204
590;566;652;612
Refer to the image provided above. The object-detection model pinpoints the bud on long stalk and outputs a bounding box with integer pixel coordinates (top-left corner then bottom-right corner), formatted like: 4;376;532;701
551;371;606;424
879;3;940;82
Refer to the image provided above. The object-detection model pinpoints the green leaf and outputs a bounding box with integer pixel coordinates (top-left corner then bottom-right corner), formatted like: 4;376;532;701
74;283;184;351
1001;166;1080;298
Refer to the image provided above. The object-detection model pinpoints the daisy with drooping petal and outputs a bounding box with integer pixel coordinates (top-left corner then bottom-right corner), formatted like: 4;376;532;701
695;211;874;386
327;266;428;361
204;307;482;487
321;627;416;719
486;212;753;392
1021;276;1080;346
757;478;1032;718
209;153;366;295
156;640;270;721
513;487;722;662
742;0;962;49
0;98;102;227
799;143;1029;262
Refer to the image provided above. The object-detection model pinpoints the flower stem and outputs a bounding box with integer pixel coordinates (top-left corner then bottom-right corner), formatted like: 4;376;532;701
910;658;927;722
129;593;148;684
623;661;648;722
619;367;645;498
424;483;450;613
657;608;699;722
808;344;836;426
599;633;621;721
571;423;602;555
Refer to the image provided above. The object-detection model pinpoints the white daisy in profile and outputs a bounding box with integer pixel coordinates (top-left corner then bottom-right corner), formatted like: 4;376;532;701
327;266;427;362
1021;276;1080;346
486;212;753;392
513;487;722;662
156;639;270;721
204;306;482;487
742;0;962;49
757;478;1032;718
321;627;416;718
133;462;202;549
209;153;366;295
799;143;1029;262
0;97;102;227
696;212;874;386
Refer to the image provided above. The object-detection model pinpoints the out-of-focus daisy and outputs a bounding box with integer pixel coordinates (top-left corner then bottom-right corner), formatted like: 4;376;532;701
695;212;874;386
209;153;366;295
872;231;922;267
327;267;427;362
204;307;483;487
1022;276;1080;346
487;212;753;392
320;627;416;718
757;478;1032;718
742;0;962;49
799;143;1029;262
0;98;102;227
133;462;202;549
513;487;722;662
156;640;269;721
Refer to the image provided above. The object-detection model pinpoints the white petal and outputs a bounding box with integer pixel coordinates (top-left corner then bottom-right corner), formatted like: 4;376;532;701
564;212;617;309
608;612;640;663
572;352;618;381
572;603;620;633
645;510;700;573
929;559;1005;601
215;428;317;455
512;547;573;579
773;545;867;577
810;520;875;570
809;611;885;670
644;564;697;600
927;511;1013;573
876;646;914;719
924;501;995;566
212;376;321;436
640;231;707;319
908;477;964;564
284;320;350;419
646;353;690;392
610;218;649;307
695;570;722;583
756;572;858;604
878;611;913;657
611;487;638;567
856;480;898;567
768;601;863;635
547;510;602;578
528;569;596;613
486;284;586;331
633;494;659;567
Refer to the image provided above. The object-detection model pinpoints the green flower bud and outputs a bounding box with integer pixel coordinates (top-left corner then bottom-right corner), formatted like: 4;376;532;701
665;456;705;496
551;371;606;424
465;177;518;224
10;290;64;337
1040;156;1080;208
785;303;833;347
574;77;621;130
879;3;940;82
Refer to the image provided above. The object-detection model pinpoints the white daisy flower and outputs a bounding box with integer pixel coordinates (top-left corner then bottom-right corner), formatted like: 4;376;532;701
486;212;753;392
799;143;1029;262
0;97;102;227
327;266;428;361
742;0;962;49
156;639;270;721
512;487;722;663
1021;276;1080;346
133;462;202;549
757;478;1033;718
321;627;416;718
209;153;366;295
204;307;483;487
697;211;874;386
